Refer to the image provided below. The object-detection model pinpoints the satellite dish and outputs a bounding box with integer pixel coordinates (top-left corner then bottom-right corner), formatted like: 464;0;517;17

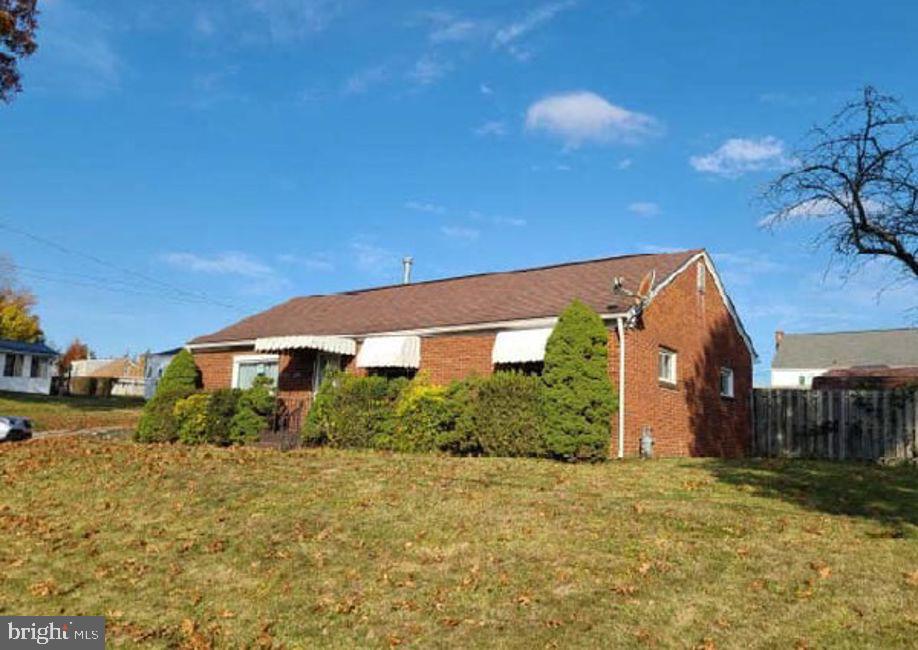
636;270;656;300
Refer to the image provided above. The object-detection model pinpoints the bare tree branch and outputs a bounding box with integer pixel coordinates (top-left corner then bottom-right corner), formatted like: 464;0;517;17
763;86;918;279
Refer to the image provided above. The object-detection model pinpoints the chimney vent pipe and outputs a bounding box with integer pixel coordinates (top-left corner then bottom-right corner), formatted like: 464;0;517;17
402;256;413;284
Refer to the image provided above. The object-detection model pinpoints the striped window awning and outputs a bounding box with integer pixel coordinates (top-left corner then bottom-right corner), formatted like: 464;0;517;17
254;335;356;356
491;327;553;364
356;336;421;369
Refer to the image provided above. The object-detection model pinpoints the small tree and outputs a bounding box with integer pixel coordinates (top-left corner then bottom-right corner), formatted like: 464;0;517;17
135;349;201;443
58;338;89;375
542;300;617;461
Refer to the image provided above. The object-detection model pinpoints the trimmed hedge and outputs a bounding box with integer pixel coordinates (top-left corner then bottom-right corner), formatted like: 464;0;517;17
382;374;464;453
302;371;408;448
456;372;546;458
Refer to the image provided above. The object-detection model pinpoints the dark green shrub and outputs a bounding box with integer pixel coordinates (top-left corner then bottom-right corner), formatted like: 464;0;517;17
229;376;276;445
455;372;546;457
206;388;243;445
542;300;617;462
158;349;201;393
135;350;201;443
135;387;194;443
431;377;483;455
302;372;406;448
384;374;462;453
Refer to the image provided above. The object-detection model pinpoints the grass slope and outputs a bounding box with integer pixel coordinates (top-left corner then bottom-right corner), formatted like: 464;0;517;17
1;437;916;648
0;391;144;431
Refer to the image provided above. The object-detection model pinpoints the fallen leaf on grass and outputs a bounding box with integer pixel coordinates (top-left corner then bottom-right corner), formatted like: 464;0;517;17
809;561;832;579
29;579;57;598
905;570;918;587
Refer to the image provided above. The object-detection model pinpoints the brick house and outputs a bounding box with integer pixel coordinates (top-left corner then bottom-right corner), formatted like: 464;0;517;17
187;249;756;457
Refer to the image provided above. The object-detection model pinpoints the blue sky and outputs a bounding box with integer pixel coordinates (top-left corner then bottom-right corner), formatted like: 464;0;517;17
1;0;917;384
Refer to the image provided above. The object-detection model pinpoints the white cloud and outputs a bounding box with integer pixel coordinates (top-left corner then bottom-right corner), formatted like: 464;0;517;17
194;10;217;36
276;252;335;272
350;240;400;278
342;64;389;95
493;216;527;227
408;55;452;85
429;18;486;43
525;91;660;148
441;225;480;241
493;1;575;60
38;1;122;96
617;158;633;170
162;252;274;278
628;202;660;217
690;136;794;178
473;120;507;137
247;0;343;42
480;83;493;95
405;200;447;215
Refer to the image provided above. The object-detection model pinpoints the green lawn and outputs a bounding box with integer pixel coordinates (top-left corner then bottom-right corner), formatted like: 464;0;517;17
1;437;916;648
0;391;144;431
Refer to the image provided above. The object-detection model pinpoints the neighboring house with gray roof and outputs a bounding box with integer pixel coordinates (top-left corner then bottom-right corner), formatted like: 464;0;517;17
771;328;918;388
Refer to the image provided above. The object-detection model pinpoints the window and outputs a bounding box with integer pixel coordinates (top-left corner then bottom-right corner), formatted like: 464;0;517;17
313;352;342;391
658;348;677;385
368;367;417;380
232;354;279;389
719;367;734;398
30;357;49;379
696;261;706;293
3;354;23;377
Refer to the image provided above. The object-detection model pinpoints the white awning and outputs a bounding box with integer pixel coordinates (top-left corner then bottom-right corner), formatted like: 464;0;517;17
356;336;421;369
491;327;553;364
254;335;356;356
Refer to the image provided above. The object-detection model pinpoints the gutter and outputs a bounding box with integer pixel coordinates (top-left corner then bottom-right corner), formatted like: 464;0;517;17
616;316;626;459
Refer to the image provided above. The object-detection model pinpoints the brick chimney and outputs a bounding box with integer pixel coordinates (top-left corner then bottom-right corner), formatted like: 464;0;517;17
775;330;785;350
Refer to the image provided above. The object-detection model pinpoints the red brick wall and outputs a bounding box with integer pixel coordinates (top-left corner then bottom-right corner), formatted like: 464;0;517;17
607;261;752;457
418;332;495;384
193;348;245;390
191;261;751;458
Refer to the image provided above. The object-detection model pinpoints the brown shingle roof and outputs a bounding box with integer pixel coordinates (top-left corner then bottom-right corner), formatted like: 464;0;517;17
190;250;701;344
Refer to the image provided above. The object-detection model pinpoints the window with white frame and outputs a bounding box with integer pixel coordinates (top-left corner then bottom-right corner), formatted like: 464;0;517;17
719;367;734;398
232;354;279;389
696;261;706;293
3;354;24;377
658;348;677;385
30;357;49;379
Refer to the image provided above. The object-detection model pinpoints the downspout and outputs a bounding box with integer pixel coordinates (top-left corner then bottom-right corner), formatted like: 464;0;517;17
616;316;626;459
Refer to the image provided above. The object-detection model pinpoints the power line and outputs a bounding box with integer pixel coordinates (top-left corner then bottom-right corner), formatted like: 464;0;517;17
0;220;245;311
15;268;244;309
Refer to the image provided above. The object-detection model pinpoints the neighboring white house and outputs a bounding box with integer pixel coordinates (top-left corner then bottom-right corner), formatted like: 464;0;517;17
0;338;58;395
144;348;181;399
771;328;918;388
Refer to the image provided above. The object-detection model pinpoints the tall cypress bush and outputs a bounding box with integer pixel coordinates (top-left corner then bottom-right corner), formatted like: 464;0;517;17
135;349;201;443
542;300;617;461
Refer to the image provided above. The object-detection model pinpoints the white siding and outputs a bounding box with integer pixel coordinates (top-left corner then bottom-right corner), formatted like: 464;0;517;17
771;368;829;389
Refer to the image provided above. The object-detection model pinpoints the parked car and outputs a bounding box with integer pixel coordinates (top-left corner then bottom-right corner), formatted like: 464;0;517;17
0;416;33;441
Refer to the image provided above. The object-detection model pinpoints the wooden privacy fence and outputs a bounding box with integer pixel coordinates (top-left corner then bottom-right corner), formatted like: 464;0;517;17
753;388;918;460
